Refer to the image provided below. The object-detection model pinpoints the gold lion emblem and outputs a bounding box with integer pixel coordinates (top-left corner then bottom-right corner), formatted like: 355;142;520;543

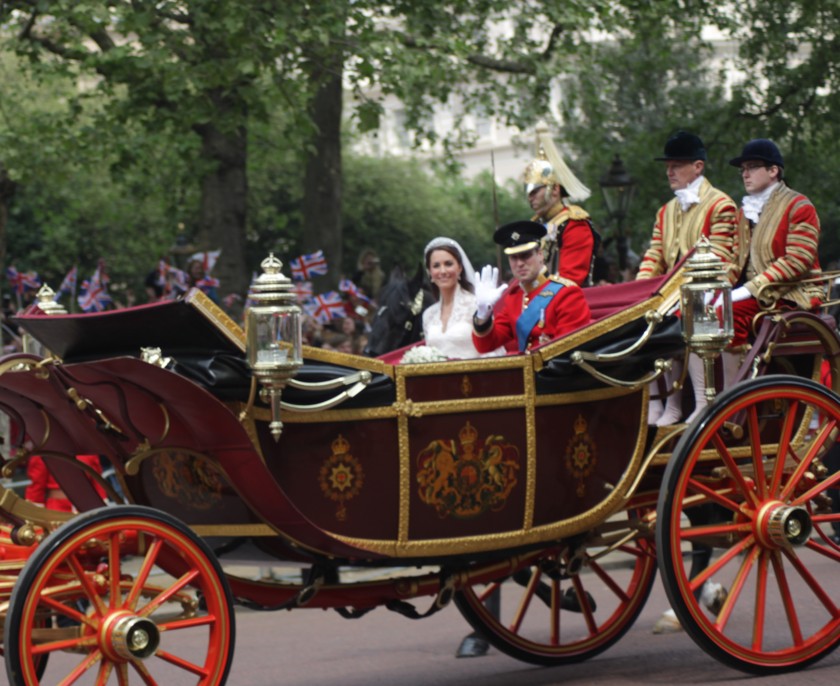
416;421;519;519
152;450;223;510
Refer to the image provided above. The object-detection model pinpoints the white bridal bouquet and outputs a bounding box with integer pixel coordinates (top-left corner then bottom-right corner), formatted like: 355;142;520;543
399;344;448;364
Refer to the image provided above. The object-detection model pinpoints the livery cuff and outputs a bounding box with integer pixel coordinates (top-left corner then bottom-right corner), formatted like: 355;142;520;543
473;313;493;336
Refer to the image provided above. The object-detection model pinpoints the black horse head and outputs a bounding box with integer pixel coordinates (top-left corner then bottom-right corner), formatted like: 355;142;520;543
364;265;434;357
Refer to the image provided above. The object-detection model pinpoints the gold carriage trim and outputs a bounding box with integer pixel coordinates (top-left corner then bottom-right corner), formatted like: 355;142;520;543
565;414;598;497
319;434;365;521
416;421;520;519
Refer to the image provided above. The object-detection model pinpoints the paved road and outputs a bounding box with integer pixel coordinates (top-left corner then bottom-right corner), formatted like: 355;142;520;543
226;572;840;686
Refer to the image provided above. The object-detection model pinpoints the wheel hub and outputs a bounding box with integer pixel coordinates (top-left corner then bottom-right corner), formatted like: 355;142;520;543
99;611;160;661
754;500;812;548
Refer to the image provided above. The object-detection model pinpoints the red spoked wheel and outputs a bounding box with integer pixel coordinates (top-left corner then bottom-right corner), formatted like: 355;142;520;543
4;505;235;685
657;375;840;674
453;508;657;665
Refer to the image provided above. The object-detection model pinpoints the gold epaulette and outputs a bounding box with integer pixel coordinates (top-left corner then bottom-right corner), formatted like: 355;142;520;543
560;205;590;221
549;275;577;287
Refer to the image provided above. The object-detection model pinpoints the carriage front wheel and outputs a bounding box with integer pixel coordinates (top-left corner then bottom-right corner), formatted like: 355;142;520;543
657;375;840;674
4;505;235;685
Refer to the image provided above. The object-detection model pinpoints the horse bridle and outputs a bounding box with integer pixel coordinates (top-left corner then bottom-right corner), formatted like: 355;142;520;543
404;290;425;332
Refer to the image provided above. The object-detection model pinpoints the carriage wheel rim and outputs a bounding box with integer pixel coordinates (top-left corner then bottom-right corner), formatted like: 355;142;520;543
659;377;840;672
8;510;234;685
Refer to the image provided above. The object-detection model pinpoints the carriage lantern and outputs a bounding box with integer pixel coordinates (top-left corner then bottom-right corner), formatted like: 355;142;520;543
246;253;303;441
679;236;734;403
21;284;68;356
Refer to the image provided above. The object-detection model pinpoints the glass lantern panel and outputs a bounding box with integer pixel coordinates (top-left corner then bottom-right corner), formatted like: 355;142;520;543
255;311;301;365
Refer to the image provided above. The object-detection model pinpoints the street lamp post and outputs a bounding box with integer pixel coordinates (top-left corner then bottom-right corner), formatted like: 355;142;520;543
599;154;637;275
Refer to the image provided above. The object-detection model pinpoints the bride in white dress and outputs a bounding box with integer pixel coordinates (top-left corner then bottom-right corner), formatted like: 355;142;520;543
422;237;497;360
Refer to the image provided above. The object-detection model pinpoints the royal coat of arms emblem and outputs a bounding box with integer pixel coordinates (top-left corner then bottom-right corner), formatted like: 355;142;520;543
416;421;519;519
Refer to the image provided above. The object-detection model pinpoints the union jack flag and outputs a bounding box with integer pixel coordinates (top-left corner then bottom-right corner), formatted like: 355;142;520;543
56;266;78;298
189;250;221;275
77;262;112;312
290;250;328;281
77;284;112;312
6;266;41;295
195;276;220;292
293;280;313;303
338;278;372;305
303;291;345;323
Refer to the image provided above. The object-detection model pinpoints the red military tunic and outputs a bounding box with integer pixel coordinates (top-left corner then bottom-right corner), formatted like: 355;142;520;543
25;454;106;512
473;275;591;353
729;183;823;347
534;202;595;286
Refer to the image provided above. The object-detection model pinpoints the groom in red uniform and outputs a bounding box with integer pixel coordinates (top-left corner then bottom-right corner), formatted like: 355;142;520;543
472;221;591;353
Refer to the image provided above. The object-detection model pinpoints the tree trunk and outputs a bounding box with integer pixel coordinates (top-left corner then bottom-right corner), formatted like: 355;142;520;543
0;164;16;285
194;117;249;299
302;50;344;290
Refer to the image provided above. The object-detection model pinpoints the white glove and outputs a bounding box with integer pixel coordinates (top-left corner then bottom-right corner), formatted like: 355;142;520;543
731;286;751;303
474;265;507;320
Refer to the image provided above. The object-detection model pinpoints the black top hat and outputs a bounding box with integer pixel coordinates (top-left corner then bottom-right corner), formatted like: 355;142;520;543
494;221;547;255
654;131;707;162
728;138;784;168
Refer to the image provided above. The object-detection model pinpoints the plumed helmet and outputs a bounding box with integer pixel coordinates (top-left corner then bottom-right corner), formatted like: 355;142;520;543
728;138;784;168
522;121;591;203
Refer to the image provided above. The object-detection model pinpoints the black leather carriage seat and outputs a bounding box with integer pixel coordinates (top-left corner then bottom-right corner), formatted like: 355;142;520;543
534;273;685;393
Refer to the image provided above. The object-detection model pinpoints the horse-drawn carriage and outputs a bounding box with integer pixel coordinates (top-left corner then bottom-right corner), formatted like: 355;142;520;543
0;246;839;684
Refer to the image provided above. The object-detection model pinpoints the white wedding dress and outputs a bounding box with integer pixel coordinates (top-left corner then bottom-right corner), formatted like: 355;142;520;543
423;285;502;359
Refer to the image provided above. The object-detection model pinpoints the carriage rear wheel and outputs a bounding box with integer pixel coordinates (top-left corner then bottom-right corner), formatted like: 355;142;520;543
453;508;657;665
657;375;840;674
4;505;235;685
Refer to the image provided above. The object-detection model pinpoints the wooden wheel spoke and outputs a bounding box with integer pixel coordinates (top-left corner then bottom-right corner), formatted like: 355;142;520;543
32;633;97;656
138;569;199;618
510;568;540;634
686;533;754;594
715;546;760;632
711;432;760;508
747;404;768;499
770;399;799;496
793;466;840;507
686;477;742;513
771;551;805;646
570;575;598;634
154;649;212;678
477;580;502;605
751;552;769;651
66;552;108;616
108;530;123;610
129;657;160;685
126;538;164;611
782;546;840;617
680;521;750;542
56;648;103;686
589;559;630;603
782;419;837;502
158;614;217;632
95;660;113;686
40;593;96;628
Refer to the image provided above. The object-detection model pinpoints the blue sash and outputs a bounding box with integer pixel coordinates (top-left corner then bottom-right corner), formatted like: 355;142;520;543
515;281;564;352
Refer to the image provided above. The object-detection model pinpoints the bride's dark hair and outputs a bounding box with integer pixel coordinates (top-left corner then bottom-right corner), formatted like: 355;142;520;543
425;244;474;299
